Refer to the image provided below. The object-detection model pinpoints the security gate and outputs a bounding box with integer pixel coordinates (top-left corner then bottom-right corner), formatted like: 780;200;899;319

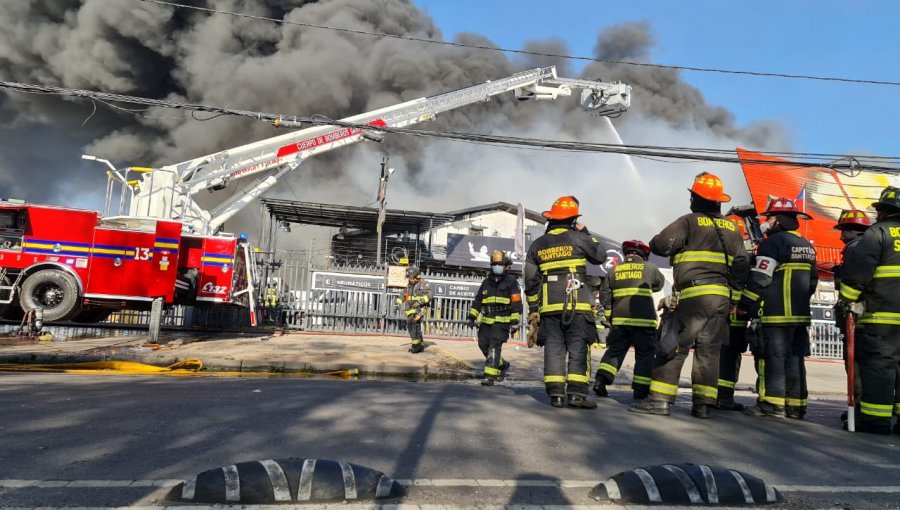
275;257;484;338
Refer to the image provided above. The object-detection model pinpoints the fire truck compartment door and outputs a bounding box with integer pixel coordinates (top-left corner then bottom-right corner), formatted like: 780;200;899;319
196;238;236;302
86;228;129;298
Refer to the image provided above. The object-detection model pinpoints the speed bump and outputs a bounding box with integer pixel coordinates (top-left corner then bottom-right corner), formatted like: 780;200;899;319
167;458;404;504
590;464;780;506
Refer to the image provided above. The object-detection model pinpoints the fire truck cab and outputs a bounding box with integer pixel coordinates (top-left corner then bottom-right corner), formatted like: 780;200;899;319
0;201;253;323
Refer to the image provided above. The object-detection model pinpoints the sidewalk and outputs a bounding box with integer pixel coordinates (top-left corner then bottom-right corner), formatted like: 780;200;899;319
0;330;849;396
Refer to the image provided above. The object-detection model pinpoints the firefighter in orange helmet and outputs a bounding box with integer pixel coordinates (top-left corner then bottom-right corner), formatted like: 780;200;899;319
468;250;522;386
630;172;750;418
524;196;607;408
738;198;817;420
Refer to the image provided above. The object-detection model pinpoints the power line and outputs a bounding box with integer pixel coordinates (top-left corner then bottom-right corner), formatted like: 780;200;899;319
1;78;898;173
140;0;900;88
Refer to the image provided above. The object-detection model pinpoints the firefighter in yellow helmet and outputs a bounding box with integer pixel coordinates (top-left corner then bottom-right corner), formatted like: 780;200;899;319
524;196;607;408
397;265;433;353
835;186;900;434
630;173;750;418
468;250;523;386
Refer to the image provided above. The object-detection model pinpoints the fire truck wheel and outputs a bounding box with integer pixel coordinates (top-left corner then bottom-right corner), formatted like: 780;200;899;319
19;269;81;322
72;309;113;324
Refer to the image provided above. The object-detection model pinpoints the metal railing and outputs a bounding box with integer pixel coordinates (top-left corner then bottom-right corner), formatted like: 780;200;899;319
809;320;843;359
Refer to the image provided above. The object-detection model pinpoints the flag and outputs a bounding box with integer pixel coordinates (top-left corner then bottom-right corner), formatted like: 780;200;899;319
795;184;807;213
514;202;525;258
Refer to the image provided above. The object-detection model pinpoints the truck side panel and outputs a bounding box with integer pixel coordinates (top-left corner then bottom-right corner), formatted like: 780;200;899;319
196;237;237;303
149;221;182;302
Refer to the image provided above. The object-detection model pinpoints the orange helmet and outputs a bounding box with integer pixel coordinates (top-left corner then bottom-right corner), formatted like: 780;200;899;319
688;172;731;203
834;209;871;231
759;197;812;220
543;195;581;220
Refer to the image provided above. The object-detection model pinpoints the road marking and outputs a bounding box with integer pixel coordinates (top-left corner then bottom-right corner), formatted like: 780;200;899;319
0;505;871;510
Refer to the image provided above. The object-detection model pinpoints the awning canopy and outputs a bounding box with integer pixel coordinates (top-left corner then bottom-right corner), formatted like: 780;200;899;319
260;198;455;235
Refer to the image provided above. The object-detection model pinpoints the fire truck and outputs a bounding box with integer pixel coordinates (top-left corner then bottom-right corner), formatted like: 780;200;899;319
0;66;631;324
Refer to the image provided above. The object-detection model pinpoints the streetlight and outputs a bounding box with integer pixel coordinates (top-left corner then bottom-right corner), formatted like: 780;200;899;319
375;156;395;266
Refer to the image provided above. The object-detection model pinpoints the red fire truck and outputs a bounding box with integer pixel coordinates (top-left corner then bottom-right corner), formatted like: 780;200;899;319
1;66;630;325
0;201;254;323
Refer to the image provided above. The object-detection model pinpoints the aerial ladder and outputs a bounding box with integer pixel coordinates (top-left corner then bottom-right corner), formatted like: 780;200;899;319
115;66;631;234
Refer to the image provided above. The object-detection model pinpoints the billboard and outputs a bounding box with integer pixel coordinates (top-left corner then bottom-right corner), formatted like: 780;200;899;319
445;233;624;277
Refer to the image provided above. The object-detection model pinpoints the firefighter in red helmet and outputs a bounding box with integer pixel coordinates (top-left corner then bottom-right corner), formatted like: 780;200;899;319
738;197;817;420
524;196;607;408
593;240;665;400
835;186;900;434
469;250;522;386
833;209;872;420
630;172;750;418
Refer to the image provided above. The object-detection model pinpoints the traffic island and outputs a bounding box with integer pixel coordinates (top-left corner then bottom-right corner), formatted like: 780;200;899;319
167;458;404;504
590;463;780;506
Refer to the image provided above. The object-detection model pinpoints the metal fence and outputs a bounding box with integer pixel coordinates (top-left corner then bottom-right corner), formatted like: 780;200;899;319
274;253;485;338
809;320;843;359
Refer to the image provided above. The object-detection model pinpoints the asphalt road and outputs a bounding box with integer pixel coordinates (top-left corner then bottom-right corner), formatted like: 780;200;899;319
1;373;899;509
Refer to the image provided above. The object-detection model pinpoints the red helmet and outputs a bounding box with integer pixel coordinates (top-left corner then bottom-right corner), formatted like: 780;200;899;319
622;239;650;259
759;197;812;220
833;209;871;231
689;172;731;203
542;195;581;220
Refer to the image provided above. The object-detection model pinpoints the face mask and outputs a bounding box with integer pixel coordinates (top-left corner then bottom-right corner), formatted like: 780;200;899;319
760;219;775;235
491;265;504;276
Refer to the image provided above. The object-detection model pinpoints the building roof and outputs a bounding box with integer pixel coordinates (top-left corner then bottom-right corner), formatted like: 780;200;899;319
444;202;546;224
260;198;454;235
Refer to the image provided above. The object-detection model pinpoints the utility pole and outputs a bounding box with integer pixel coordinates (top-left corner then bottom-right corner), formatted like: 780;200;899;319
375;156;395;266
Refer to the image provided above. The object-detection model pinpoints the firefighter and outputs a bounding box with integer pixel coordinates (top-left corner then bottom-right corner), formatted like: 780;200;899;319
397;266;433;353
524;195;607;408
630;172;750;419
835;186;900;434
593;240;665;400
468;250;523;386
717;235;757;411
833;209;872;420
265;284;279;322
716;296;752;411
737;198;817;420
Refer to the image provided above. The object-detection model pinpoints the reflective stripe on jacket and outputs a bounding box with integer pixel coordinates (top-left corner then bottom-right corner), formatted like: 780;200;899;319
469;274;523;325
524;225;607;315
598;255;665;327
402;278;433;316
840;217;900;327
649;212;750;301
740;229;817;325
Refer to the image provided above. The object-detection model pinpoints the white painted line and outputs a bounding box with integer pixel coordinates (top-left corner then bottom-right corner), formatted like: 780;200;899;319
4;478;900;495
778;485;900;492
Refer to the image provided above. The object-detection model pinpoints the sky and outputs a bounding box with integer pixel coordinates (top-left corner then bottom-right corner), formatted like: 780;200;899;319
414;0;900;158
